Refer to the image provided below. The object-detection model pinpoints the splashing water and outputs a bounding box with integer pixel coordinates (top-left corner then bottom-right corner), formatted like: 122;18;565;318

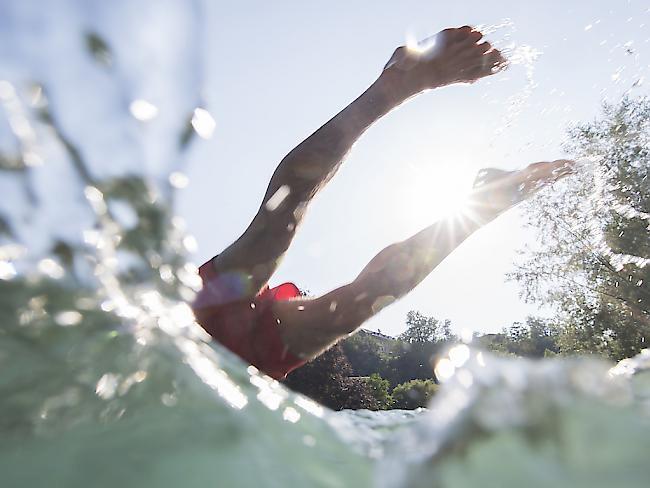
478;20;544;136
2;3;650;488
497;44;543;133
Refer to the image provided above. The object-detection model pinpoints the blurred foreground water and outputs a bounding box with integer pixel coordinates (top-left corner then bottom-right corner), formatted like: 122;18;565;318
1;2;650;487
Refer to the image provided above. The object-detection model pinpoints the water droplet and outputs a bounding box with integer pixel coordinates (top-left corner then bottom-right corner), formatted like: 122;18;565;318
84;186;107;215
95;373;119;400
161;393;178;407
449;344;471;367
54;310;82;326
191;108;216;139
283;406;301;423
294;396;323;417
0;261;17;280
302;435;316;447
371;295;395;313
265;185;291;212
434;358;455;382
460;328;474;344
129;99;158;121
182;235;198;253
477;351;486;367
169;171;189;189
37;258;64;279
0;80;16;100
159;265;174;283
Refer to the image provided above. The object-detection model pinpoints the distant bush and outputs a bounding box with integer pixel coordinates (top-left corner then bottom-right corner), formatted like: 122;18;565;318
391;379;438;409
283;344;378;410
365;373;393;410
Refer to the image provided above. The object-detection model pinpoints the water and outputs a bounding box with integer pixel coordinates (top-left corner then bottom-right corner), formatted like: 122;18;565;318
2;2;650;487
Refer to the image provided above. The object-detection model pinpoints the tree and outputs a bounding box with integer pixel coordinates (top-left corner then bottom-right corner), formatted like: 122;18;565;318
283;344;378;410
365;373;393;410
510;97;650;360
399;311;453;344
341;330;391;377
391;379;439;410
386;312;453;384
478;317;560;358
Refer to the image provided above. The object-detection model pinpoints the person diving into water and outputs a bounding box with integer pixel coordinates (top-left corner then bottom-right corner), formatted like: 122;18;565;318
191;26;573;380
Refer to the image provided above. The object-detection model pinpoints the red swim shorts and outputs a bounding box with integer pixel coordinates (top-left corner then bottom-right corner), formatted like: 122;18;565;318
191;260;307;380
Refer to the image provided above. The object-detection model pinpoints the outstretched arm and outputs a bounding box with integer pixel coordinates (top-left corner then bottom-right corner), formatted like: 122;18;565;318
210;26;507;293
275;160;573;359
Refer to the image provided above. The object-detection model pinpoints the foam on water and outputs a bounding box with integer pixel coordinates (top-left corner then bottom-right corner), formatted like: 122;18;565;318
2;2;650;487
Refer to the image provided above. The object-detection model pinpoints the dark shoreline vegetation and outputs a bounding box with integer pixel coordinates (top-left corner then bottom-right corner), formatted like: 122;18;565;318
284;97;650;411
282;315;558;411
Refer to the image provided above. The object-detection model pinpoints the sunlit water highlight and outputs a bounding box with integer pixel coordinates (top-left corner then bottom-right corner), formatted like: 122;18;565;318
1;2;650;487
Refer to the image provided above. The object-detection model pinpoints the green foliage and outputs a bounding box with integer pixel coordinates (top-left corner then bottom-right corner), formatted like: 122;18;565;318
478;317;560;358
511;96;650;361
285;310;454;410
399;311;453;343
283;344;378;410
381;312;454;386
391;379;438;410
341;330;391;377
365;373;393;410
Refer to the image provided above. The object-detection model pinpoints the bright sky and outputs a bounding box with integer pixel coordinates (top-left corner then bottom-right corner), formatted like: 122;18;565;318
178;0;649;337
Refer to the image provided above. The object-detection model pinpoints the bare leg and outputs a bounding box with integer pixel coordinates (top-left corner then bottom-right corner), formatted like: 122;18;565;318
274;160;574;359
208;27;507;295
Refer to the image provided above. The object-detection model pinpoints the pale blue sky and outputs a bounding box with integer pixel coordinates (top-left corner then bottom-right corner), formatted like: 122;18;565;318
178;0;649;337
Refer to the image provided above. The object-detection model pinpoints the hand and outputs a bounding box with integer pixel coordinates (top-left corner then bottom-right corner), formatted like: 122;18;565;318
381;26;507;98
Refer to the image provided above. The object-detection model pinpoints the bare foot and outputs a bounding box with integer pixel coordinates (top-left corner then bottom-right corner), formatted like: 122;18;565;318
469;159;574;219
382;26;508;97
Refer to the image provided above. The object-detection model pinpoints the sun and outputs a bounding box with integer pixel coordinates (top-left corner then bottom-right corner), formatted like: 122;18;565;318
401;162;476;229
